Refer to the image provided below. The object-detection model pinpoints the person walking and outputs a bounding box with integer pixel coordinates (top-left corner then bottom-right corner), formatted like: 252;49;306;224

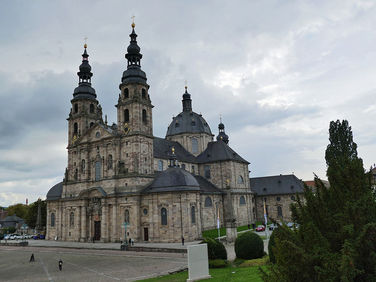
58;259;63;271
181;236;185;246
29;253;35;262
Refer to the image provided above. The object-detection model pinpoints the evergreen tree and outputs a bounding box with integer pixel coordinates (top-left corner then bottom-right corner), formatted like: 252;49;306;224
262;120;376;281
25;200;47;229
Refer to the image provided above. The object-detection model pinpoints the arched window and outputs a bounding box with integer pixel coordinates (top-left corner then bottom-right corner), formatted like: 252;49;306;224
142;88;146;99
191;206;196;224
107;155;113;169
81;159;85;172
142;109;147;124
124;88;129;98
191;138;198;154
74;123;78;134
204;197;212;207
181;164;186;170
158;160;163;171
191;166;195;174
69;212;74;227
239;196;246;205
74;104;78;113
124;209;130;223
124;109;129;123
161;208;167;225
50;213;55;227
74;169;78;180
95;161;101;181
204;165;211;179
90;104;94;113
238;175;244;184
90;122;94;128
277;206;283;217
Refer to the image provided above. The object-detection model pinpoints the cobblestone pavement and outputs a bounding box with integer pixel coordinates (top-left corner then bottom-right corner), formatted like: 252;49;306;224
0;245;188;282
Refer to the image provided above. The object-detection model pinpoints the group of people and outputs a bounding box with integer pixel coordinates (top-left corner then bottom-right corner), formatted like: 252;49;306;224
29;253;63;271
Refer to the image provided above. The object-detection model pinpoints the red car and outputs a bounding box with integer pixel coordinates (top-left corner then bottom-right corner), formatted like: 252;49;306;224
256;225;265;232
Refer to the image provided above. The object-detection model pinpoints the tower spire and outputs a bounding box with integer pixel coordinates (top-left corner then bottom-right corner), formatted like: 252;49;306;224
182;85;192;112
217;117;229;144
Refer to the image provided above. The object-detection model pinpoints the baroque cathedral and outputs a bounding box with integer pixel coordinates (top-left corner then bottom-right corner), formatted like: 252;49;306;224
46;23;254;243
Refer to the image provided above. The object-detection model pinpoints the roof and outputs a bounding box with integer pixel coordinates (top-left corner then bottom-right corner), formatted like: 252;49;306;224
196;140;249;164
46;182;63;200
250;174;304;196
153;137;197;163
166;111;212;137
2;215;24;222
142;167;200;193
193;175;224;194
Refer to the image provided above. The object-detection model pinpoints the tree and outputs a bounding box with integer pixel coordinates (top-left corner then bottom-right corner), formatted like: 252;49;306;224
6;203;28;219
263;120;376;281
25;200;47;229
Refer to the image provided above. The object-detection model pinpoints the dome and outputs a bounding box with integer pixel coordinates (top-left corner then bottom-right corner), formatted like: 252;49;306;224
79;61;91;73
166;111;212;137
46;182;63;200
143;167;200;193
72;83;97;101
127;43;140;54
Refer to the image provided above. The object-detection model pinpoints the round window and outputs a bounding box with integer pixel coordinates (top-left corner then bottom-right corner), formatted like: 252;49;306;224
276;196;281;201
143;208;148;215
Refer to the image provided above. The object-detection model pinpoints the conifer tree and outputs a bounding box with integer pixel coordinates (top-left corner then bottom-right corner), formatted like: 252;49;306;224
263;120;376;281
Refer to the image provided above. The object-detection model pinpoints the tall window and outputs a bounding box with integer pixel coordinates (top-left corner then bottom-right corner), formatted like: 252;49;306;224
90;104;94;113
204;196;212;207
181;164;186;170
238;175;244;184
50;213;55;227
107;155;113;169
69;212;74;227
124;88;129;98
277;206;283;217
124;209;130;224
191;165;195;174
142;109;147;124
74;103;78;113
158;160;163;171
124;109;129;123
95;161;101;181
161;208;167;225
239;196;246;205
81;159;85;172
191;206;196;224
191;138;198;154
204;165;211;179
142;88;146;99
74;123;78;134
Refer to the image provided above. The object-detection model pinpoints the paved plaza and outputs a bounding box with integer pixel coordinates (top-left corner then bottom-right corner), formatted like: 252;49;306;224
0;246;187;282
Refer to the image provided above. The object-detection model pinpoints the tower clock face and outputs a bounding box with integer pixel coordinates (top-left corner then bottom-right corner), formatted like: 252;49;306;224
123;123;130;134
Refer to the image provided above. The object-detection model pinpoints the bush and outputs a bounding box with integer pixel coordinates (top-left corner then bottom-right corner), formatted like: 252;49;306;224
235;231;264;260
201;237;227;260
238;256;269;267
209;259;228;268
268;228;282;264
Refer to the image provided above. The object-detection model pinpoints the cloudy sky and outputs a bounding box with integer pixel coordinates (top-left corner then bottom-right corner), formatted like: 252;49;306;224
1;0;376;207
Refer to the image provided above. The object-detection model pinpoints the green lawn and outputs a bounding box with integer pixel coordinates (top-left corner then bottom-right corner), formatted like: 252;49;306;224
140;265;266;281
202;225;253;239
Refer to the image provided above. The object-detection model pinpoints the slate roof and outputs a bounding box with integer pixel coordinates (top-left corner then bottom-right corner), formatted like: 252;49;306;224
153;137;197;163
250;174;304;196
2;215;24;223
142;167;200;193
46;182;63;200
166;111;212;137
193;175;224;194
196;140;249;164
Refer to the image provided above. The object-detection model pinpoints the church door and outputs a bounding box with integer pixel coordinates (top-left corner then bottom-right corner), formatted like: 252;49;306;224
94;221;101;241
144;228;149;241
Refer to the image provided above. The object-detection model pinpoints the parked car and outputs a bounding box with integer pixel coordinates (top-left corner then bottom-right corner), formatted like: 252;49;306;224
256;225;265;232
269;223;278;230
39;234;45;239
4;234;11;240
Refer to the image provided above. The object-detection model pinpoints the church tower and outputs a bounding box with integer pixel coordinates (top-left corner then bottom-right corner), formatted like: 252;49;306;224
116;22;154;177
67;44;102;145
116;22;153;136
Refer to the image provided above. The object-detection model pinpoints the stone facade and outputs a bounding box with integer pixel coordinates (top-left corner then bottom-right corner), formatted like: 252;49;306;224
46;25;255;243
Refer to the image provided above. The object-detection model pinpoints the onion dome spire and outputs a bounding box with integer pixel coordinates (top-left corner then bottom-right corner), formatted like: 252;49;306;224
121;21;148;86
182;85;192;112
72;44;97;100
216;116;229;144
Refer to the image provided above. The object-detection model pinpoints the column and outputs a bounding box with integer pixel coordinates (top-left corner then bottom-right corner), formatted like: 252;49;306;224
101;201;108;242
112;203;118;242
81;205;87;241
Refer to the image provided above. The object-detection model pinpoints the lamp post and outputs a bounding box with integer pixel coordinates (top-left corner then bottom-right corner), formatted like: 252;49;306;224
121;222;129;250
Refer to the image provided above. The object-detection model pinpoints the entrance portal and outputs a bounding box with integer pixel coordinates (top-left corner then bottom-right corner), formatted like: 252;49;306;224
94;221;101;241
144;227;149;241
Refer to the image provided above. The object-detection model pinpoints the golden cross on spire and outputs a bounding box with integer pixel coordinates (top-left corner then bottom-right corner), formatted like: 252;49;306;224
84;37;88;48
131;15;135;28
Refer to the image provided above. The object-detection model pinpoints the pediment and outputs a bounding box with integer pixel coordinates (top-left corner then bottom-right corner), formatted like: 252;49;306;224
77;124;114;144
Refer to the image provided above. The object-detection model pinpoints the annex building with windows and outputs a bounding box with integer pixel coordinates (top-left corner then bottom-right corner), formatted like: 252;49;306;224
46;23;254;243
